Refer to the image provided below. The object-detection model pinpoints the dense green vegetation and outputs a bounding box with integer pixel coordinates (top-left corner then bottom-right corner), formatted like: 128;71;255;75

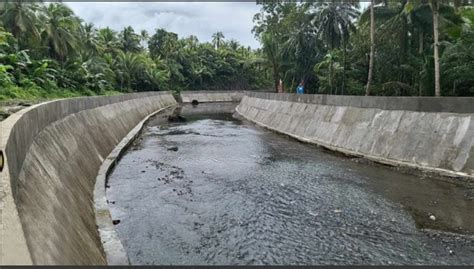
1;1;473;100
0;1;268;101
254;1;474;96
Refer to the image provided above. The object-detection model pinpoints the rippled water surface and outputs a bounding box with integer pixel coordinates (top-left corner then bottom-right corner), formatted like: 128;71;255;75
107;103;474;265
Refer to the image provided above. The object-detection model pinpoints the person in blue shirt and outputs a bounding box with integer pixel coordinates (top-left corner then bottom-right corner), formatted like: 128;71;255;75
296;82;304;94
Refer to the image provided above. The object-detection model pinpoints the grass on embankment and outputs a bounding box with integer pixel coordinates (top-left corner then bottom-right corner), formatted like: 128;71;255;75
0;86;122;121
0;85;122;103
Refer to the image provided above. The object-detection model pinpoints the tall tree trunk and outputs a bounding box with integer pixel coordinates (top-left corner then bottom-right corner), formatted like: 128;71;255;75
365;0;375;96
342;40;346;95
400;0;408;66
273;64;279;93
330;62;334;95
418;28;424;96
400;1;409;85
430;0;441;97
418;30;424;54
291;77;295;93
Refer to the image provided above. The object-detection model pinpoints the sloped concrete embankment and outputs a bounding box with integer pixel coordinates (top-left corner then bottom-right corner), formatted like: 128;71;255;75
180;90;243;103
236;92;474;178
0;92;177;265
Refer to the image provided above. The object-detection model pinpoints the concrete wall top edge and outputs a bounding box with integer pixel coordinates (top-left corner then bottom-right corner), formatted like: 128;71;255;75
180;90;244;94
244;91;474;114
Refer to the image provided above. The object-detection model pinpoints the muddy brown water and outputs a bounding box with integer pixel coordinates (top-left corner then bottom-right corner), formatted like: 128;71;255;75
107;103;474;265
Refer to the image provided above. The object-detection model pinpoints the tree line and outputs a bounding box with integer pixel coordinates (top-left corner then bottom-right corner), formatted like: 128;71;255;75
0;1;268;100
254;1;474;96
1;1;473;100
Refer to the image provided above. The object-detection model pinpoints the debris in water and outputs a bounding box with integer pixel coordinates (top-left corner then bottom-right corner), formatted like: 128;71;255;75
334;209;342;213
112;220;121;225
168;115;186;122
429;214;436;221
308;211;319;217
167;146;179;151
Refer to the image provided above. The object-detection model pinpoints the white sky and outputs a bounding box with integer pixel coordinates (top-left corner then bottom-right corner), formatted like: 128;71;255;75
66;2;262;48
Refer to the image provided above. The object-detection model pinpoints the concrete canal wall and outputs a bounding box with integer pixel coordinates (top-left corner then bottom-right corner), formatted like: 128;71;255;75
180;90;243;103
0;92;177;265
236;92;474;178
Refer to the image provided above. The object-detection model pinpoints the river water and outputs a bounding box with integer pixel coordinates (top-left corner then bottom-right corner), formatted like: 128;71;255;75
107;103;474;265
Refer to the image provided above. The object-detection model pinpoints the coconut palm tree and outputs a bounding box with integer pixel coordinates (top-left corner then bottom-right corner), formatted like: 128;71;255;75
429;0;441;96
282;5;322;93
261;32;283;92
312;2;359;94
98;27;120;55
140;29;148;49
119;26;141;53
313;2;359;50
408;0;463;96
366;0;375;96
212;31;225;49
80;23;100;57
148;28;178;59
42;3;81;62
114;51;145;90
228;39;240;51
183;35;199;49
0;1;42;45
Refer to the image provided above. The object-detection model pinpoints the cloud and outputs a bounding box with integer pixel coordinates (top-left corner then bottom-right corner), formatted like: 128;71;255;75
66;2;261;48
